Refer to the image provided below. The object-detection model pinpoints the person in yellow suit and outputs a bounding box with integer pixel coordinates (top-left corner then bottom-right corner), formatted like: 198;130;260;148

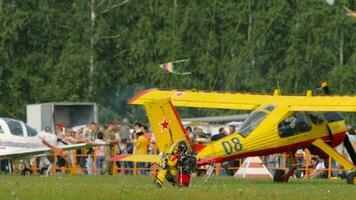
155;151;179;187
155;141;196;188
135;131;149;175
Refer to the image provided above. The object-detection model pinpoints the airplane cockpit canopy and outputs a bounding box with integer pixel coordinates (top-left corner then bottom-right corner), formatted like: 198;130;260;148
237;104;276;137
3;118;24;137
26;124;38;137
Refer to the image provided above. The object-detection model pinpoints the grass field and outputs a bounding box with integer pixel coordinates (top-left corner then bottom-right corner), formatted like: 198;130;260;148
0;175;355;200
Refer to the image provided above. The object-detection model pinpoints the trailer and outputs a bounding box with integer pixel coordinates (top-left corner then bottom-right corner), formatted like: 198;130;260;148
26;102;98;131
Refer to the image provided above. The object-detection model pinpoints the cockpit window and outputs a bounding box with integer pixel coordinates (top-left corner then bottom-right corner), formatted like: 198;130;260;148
323;112;344;123
279;112;311;138
307;112;324;125
4;119;24;137
237;105;275;137
26;125;38;137
238;111;267;137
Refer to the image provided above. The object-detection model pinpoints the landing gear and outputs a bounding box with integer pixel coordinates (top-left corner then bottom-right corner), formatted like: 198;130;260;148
21;168;33;176
283;168;297;183
273;169;285;183
346;171;356;185
273;168;297;183
274;151;297;183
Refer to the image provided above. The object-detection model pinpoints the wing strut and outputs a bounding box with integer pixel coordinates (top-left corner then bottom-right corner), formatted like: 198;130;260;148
312;139;355;171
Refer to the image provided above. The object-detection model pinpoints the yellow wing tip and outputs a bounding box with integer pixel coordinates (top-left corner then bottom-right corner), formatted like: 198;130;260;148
128;88;158;105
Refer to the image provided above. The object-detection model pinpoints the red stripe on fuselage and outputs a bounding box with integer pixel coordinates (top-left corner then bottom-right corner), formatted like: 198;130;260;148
198;131;346;164
168;101;191;143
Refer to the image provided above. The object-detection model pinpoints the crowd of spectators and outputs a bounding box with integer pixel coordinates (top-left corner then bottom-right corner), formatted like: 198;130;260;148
1;121;355;179
47;119;157;175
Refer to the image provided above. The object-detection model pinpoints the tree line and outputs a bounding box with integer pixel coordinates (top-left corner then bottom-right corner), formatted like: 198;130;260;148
0;0;355;124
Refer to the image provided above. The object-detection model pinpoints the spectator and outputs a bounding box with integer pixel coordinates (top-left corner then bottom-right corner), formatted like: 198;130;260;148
229;125;236;135
88;122;99;140
134;121;144;133
113;123;121;141
194;127;209;144
211;127;227;141
135;130;149;175
118;120;132;174
37;156;52;176
95;132;105;175
120;118;131;143
55;123;65;139
64;129;76;144
143;125;156;174
220;126;238;176
63;129;76;166
86;122;99;175
55;123;66;175
309;157;326;178
295;149;306;178
186;126;194;141
0;160;9;174
119;139;133;175
102;122;117;175
74;128;87;174
143;125;155;155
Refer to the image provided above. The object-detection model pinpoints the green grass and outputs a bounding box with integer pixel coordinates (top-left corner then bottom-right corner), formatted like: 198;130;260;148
0;175;355;200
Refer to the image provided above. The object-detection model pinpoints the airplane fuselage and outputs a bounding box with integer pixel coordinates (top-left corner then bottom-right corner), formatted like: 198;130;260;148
0;118;57;159
197;105;346;164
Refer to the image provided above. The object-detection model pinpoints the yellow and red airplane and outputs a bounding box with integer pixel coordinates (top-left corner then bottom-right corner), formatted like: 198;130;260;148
119;84;356;184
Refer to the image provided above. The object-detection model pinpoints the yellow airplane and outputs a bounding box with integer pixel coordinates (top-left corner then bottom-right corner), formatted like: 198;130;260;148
121;84;356;185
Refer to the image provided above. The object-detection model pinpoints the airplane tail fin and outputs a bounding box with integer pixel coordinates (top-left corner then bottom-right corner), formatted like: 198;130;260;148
144;99;191;154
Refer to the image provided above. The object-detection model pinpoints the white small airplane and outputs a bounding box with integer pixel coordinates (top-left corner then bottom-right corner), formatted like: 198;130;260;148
0;117;98;160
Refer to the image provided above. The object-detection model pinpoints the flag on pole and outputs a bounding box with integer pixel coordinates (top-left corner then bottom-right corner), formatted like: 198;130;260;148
159;59;191;75
160;62;175;73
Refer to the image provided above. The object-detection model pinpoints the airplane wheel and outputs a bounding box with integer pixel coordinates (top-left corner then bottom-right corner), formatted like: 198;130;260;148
21;168;33;176
346;171;356;185
273;169;285;183
40;167;49;175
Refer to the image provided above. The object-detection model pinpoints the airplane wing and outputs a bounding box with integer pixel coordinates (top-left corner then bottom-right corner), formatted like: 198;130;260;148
110;154;162;163
0;143;98;160
129;89;268;110
285;96;356;112
129;88;356;112
144;98;191;154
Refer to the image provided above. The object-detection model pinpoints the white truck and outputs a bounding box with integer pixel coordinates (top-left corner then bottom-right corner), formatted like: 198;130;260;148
26;102;98;132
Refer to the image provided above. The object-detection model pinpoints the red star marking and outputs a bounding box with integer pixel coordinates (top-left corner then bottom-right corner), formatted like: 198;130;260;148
160;120;170;132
